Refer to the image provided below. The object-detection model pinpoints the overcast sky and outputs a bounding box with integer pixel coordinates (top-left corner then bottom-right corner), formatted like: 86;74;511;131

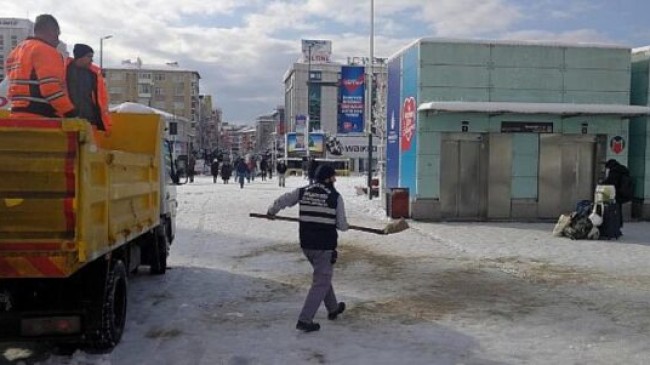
2;0;650;124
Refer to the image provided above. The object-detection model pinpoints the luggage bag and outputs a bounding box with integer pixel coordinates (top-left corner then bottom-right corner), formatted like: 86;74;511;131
597;202;621;240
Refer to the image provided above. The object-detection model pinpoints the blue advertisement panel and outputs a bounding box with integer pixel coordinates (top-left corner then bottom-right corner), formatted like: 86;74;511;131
286;132;325;158
400;47;418;194
338;66;365;134
386;58;401;189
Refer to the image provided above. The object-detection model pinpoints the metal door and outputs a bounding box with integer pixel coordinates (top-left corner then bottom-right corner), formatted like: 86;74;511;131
539;135;597;218
440;134;488;219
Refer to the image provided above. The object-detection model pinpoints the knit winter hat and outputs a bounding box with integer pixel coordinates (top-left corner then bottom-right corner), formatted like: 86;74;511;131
73;43;94;59
315;164;336;182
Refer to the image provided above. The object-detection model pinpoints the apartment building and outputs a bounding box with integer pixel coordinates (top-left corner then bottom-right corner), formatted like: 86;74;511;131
104;59;201;122
0;18;33;81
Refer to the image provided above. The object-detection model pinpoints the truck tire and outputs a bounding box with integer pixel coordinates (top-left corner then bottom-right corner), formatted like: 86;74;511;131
150;227;168;275
87;260;128;350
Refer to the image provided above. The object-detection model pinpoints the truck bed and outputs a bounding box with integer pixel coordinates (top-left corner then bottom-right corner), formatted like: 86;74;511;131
0;114;162;278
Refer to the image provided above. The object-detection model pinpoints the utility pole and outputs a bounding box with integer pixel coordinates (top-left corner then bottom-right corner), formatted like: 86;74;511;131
306;43;313;158
367;0;374;200
99;34;113;70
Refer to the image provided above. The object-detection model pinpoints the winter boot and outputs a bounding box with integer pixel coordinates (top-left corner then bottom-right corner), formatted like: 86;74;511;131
296;320;320;332
328;302;346;320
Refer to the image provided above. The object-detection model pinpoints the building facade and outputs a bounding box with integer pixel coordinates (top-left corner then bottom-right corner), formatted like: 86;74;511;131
387;38;650;221
255;113;276;154
0;18;33;82
630;47;650;219
104;59;201;122
283;55;385;173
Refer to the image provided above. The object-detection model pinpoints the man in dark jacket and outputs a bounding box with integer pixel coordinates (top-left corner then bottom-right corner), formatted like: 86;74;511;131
220;162;232;184
260;158;268;181
603;159;632;228
307;156;318;185
267;165;348;332
276;160;288;187
66;44;111;133
210;159;220;183
188;155;196;183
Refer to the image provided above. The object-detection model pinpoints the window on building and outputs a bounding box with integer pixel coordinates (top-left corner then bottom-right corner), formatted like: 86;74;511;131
175;83;185;96
139;72;152;80
154;87;165;96
10;35;18;49
138;84;152;94
174;74;184;82
154;73;166;81
110;72;125;81
0;36;4;51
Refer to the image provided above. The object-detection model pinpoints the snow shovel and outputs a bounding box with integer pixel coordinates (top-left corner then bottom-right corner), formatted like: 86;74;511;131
249;213;409;235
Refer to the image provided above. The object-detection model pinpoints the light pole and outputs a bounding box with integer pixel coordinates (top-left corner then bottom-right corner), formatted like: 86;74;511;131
306;42;314;158
367;0;374;200
99;35;113;70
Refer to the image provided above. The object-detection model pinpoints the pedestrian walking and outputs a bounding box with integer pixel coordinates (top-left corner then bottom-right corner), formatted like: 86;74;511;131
236;158;249;188
276;160;287;187
188;155;196;183
307;156;318;185
267;164;348;332
220;162;232;184
211;159;220;183
260;158;268;181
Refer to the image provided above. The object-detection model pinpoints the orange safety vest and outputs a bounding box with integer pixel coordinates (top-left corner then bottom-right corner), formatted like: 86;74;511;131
64;58;112;133
6;37;75;118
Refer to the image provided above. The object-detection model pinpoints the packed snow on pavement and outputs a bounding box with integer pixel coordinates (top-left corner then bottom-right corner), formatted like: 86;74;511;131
3;174;650;365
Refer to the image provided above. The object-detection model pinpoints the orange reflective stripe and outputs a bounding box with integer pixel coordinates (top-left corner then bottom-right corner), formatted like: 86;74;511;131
0;257;68;278
7;38;75;117
27;257;65;277
0;258;20;276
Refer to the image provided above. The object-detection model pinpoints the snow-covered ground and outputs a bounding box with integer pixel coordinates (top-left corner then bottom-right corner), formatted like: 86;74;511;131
3;174;650;365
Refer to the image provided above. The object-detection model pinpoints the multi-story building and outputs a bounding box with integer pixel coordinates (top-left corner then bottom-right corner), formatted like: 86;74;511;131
255;113;276;154
283;48;387;172
0;18;33;81
104;59;201;123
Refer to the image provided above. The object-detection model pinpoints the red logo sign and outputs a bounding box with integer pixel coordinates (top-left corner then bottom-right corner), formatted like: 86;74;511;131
400;97;416;152
343;74;365;93
610;136;625;154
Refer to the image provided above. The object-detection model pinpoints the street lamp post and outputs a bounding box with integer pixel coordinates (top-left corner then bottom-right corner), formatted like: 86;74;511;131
367;0;374;200
306;43;314;158
99;35;113;70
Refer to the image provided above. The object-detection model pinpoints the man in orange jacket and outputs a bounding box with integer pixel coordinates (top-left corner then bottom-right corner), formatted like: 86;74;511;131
65;44;112;132
5;14;76;118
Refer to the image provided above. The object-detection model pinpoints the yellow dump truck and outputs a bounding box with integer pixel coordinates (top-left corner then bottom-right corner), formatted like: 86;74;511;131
0;111;181;349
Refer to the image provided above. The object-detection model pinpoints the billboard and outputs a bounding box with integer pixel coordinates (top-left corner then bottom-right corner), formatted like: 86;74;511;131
399;48;418;194
338;66;365;134
286;132;325;157
386;58;401;189
302;40;332;63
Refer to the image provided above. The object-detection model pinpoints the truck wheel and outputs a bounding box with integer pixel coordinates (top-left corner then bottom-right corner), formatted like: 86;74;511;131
150;228;168;275
88;260;128;350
